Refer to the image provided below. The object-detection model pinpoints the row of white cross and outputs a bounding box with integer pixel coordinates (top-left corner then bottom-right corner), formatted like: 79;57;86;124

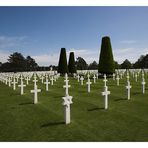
1;72;59;104
30;73;60;104
76;72;146;95
0;70;147;125
115;72;146;94
76;72;146;110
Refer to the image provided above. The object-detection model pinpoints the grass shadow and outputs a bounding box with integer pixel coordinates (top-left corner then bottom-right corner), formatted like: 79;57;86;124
19;102;33;105
114;98;127;101
52;95;64;99
132;92;141;95
40;121;65;128
10;92;20;96
87;107;104;111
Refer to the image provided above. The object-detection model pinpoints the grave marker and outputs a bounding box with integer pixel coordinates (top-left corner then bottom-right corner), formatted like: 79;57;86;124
30;85;41;104
18;79;26;95
93;74;96;83
101;86;110;109
126;81;132;100
86;78;92;93
44;76;50;91
12;76;17;90
80;76;84;85
116;75;120;86
141;73;146;94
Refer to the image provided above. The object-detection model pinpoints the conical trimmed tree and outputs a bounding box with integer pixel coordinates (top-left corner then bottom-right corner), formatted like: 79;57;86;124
58;48;68;74
68;52;76;74
98;36;115;74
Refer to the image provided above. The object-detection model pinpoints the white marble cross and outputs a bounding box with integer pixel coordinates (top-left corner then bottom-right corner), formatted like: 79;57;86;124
93;74;96;83
132;72;135;78
120;73;123;79
142;71;144;79
80;76;84;85
101;86;110;109
16;76;19;83
141;74;146;94
87;73;90;80
44;77;50;91
41;75;44;83
63;73;70;96
126;81;132;100
113;73;115;80
25;77;29;85
103;74;107;87
50;76;54;85
135;73;138;82
126;74;130;82
54;75;57;82
20;74;24;82
18;79;26;95
12;76;17;90
96;73;99;80
116;75;120;86
77;74;80;82
5;77;8;85
8;77;11;87
30;85;41;104
142;79;146;94
86;78;92;93
33;74;38;88
62;95;73;124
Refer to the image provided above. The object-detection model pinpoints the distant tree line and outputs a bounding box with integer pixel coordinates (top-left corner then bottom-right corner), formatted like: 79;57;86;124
114;54;148;69
0;51;148;72
76;54;148;70
0;52;58;72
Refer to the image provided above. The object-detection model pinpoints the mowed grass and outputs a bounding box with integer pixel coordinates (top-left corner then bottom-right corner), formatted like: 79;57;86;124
0;74;148;142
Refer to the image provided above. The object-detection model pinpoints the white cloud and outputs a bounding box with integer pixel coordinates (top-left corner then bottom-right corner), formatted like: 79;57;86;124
0;47;147;66
114;48;148;64
0;35;28;49
31;49;99;66
32;53;59;66
0;50;10;63
27;48;148;66
68;49;99;64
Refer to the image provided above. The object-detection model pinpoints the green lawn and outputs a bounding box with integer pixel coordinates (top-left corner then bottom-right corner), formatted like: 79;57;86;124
0;75;148;141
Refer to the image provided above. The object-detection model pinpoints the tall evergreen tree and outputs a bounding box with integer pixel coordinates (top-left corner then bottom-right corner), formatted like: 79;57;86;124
58;48;68;74
26;56;38;71
88;61;98;70
8;52;26;72
68;52;76;74
98;36;115;74
120;59;132;69
75;57;88;70
114;61;120;69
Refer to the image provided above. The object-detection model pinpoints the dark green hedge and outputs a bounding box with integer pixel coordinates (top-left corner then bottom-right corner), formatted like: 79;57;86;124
68;52;76;74
58;48;68;74
98;36;115;74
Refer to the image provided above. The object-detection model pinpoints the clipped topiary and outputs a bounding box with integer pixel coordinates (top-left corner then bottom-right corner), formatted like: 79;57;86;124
98;36;115;74
68;52;76;74
58;48;68;74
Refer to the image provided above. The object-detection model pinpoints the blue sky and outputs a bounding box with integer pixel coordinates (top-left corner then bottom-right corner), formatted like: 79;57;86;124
0;7;148;66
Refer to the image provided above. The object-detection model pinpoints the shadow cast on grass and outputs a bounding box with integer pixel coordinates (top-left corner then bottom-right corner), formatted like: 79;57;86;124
10;92;21;96
132;92;141;95
41;121;65;128
19;102;33;105
87;107;104;111
114;98;127;101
